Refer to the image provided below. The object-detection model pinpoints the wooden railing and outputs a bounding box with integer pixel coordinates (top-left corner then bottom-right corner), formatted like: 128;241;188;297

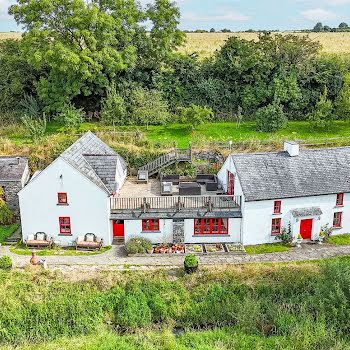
110;195;241;213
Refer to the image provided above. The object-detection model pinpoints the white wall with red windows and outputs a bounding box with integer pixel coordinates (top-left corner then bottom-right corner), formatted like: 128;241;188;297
19;157;112;246
242;193;350;245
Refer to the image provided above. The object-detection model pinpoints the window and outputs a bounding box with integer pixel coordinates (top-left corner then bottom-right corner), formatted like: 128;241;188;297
271;218;281;235
59;217;71;235
273;200;282;214
333;212;343;228
58;193;68;204
336;193;344;207
142;219;160;231
194;218;229;235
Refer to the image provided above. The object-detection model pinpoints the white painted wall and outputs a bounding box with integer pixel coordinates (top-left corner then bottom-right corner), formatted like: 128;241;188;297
242;193;350;245
124;219;174;244
19;158;112;246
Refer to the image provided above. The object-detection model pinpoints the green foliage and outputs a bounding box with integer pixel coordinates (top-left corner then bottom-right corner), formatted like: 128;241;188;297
327;234;350;245
0;224;18;243
0;256;12;270
101;84;127;127
125;237;153;255
184;254;198;268
130;88;170;126
20;94;41;119
245;243;290;254
335;73;350;120
57;104;85;130
21;114;47;143
180;104;213;130
0;188;13;225
255;102;287;132
278;222;294;245
309;90;334;130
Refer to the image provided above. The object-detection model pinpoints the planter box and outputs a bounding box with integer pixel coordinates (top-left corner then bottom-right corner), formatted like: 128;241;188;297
153;244;185;254
225;243;246;254
185;244;204;254
204;244;225;254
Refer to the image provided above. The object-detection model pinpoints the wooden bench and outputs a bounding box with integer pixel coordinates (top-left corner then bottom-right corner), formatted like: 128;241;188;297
75;233;103;250
26;232;53;248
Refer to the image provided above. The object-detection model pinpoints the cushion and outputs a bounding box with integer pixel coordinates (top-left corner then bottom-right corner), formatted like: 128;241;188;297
27;234;34;241
77;236;84;243
36;233;45;241
85;234;94;242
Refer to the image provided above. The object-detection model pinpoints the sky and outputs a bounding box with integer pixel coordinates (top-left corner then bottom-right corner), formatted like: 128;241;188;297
1;0;350;32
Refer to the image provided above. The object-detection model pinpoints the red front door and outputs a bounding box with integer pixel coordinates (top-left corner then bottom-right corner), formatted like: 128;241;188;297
113;220;125;237
300;219;313;240
227;171;234;195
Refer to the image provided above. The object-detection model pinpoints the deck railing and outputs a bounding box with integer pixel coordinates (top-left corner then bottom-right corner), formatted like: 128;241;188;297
110;195;241;213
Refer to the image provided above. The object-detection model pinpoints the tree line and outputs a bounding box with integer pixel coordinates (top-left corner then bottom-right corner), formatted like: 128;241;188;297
0;0;350;135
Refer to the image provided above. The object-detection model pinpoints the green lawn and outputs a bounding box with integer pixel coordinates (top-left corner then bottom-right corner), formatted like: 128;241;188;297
245;243;291;254
6;120;350;148
0;224;19;243
10;244;112;256
327;234;350;245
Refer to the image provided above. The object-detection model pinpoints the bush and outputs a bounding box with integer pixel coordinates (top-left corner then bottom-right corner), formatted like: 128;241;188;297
255;101;287;132
57;104;85;130
0;188;13;225
180;104;213;130
21;114;47;143
101;84;127;127
184;254;198;268
0;256;12;269
125;237;153;255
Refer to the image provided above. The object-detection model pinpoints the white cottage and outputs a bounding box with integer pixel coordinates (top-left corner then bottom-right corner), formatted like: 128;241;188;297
218;141;350;245
19;132;127;246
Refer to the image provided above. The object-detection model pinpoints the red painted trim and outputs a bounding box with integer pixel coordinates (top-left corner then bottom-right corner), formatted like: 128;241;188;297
194;218;229;235
59;217;71;235
271;218;281;235
142;219;160;231
333;212;343;228
273;200;281;214
58;192;68;204
227;171;235;195
336;193;344;207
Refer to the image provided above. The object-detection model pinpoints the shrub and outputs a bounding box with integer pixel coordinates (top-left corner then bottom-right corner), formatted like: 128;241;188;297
180;104;213;130
184;254;198;268
21;114;47;143
278;222;293;244
101;84;127;127
0;187;13;225
57;104;85;130
309;89;334;130
125;237;153;255
0;256;12;269
255;101;287;132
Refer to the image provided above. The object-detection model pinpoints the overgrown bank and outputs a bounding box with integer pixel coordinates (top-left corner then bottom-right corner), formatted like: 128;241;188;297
2;259;350;348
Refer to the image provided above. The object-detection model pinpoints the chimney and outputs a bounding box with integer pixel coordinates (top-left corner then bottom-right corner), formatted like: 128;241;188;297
284;141;299;157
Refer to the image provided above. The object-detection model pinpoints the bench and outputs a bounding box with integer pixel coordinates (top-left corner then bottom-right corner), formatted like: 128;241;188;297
196;174;218;191
179;182;201;196
26;232;53;248
76;233;103;250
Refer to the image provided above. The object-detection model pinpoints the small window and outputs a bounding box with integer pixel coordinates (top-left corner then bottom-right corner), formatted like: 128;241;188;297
271;218;281;235
336;193;344;207
59;217;71;235
142;219;160;231
333;212;343;228
58;193;68;204
273;200;281;214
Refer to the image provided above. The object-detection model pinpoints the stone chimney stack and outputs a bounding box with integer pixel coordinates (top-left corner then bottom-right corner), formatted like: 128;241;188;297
284;141;300;157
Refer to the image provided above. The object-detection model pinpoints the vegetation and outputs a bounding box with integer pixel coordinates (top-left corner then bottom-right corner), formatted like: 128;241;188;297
2;260;350;347
125;237;153;255
0;256;12;270
0;224;18;243
184;254;198;268
245;243;291;254
327;234;350;245
0;188;13;225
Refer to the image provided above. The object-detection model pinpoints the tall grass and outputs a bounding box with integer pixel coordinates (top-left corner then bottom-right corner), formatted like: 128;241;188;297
2;260;350;346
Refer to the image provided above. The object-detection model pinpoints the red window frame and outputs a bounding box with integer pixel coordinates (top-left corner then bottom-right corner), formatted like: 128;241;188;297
227;171;235;195
142;219;160;231
58;192;68;204
273;200;282;214
271;218;281;235
194;218;229;235
336;193;344;207
333;212;343;228
59;217;71;235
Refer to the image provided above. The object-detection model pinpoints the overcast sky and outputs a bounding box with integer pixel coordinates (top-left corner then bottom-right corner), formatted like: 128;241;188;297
1;0;350;32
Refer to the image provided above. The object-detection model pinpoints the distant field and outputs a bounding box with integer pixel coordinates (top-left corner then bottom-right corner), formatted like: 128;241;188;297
180;32;350;57
0;32;21;40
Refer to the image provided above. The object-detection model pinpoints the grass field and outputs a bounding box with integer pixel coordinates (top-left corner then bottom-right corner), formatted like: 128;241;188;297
245;243;291;254
327;234;350;245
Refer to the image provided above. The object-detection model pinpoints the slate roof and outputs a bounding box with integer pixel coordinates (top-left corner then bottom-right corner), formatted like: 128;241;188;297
60;132;126;193
231;147;350;202
0;156;28;181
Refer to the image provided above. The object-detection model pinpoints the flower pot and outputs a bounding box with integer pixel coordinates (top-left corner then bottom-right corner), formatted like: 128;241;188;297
184;263;198;274
147;249;153;254
30;250;39;265
296;239;303;248
318;237;324;245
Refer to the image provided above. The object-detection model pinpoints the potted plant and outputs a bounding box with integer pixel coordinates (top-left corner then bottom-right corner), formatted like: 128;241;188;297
318;230;325;244
184;254;198;274
296;233;303;248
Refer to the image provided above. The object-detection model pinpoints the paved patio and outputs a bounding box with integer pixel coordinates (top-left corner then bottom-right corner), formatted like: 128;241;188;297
1;243;350;270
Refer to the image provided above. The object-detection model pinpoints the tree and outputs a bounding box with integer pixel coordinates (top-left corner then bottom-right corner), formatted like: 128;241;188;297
180;104;213;130
210;28;216;33
21;114;47;143
57;104;85;130
323;25;331;32
309;90;334;130
0;188;13;225
101;84;127;128
313;22;324;32
10;0;184;113
130;88;170;126
339;22;349;29
335;73;350;120
255;101;287;132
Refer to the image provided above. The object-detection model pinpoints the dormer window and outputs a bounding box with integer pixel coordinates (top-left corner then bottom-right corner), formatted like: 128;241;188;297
273;200;281;214
58;193;68;205
336;193;344;207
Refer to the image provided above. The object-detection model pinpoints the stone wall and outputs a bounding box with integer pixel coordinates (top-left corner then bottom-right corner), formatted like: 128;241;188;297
0;181;22;214
193;151;225;163
173;219;185;243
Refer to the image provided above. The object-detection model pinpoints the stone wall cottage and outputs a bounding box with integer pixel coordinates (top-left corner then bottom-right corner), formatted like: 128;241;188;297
218;141;350;245
0;156;30;215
